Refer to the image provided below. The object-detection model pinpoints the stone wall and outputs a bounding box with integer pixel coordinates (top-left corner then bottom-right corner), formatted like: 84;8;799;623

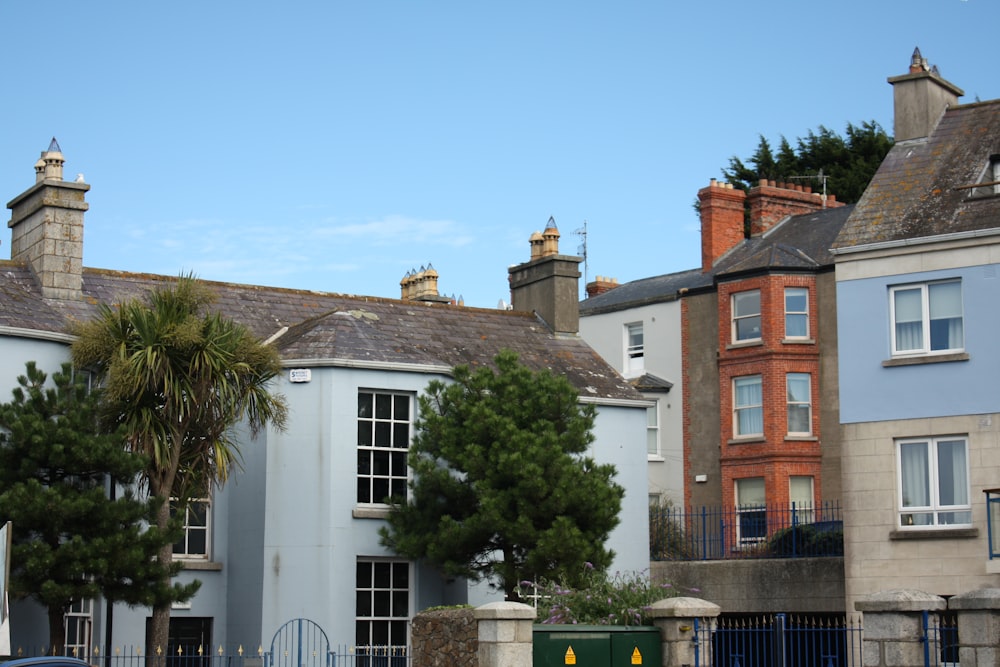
409;607;478;667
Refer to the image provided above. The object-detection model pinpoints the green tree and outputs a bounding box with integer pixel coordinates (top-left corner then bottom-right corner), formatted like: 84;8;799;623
721;121;893;204
379;350;624;600
69;277;288;656
0;362;193;653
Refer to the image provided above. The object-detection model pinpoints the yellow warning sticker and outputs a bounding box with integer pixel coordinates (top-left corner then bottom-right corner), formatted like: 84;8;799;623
631;646;643;664
564;645;577;665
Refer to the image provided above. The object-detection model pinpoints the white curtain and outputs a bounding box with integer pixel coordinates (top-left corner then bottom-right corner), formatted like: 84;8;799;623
900;441;930;509
735;377;763;435
894;288;923;351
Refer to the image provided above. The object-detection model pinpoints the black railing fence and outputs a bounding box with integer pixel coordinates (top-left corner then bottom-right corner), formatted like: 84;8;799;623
650;501;843;561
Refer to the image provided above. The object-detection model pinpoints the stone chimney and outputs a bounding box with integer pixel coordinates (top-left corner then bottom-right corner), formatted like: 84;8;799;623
585;275;619;298
698;179;745;272
508;217;582;335
400;263;452;304
888;47;964;142
747;179;842;236
7;138;88;300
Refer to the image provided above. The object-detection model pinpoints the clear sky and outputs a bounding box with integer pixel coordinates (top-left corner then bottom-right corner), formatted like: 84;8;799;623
2;1;997;309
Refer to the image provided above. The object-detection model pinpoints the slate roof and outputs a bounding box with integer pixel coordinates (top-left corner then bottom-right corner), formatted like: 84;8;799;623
0;263;641;402
834;99;1000;249
579;204;854;315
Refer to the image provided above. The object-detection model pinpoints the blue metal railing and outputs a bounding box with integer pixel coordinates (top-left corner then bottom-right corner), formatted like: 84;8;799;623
650;501;843;561
710;613;863;667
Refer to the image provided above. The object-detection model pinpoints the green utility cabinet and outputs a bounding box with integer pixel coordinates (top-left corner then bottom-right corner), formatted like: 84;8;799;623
533;625;661;666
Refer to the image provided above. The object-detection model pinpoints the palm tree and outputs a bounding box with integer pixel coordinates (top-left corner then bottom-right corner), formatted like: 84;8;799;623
71;276;287;657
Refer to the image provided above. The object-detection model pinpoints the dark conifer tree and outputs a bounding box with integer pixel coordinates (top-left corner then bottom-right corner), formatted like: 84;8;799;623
0;362;195;653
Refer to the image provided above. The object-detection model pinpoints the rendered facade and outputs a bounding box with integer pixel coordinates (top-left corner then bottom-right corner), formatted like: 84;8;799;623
833;49;1000;612
1;146;651;653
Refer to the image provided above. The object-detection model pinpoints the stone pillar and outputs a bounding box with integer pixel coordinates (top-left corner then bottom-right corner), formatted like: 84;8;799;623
647;596;721;667
855;589;946;667
473;601;535;667
949;588;1000;666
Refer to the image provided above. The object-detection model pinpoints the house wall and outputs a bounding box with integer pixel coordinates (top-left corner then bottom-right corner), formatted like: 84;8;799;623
0;335;71;394
681;291;722;509
652;558;845;613
837;251;1000;424
579;300;684;504
256;364;651;646
836;240;1000;612
715;274;823;511
815;272;842;502
840;413;1000;612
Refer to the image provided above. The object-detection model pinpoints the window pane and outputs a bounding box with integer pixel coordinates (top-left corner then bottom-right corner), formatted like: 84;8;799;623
786;314;808;338
375;394;392;419
900;442;930;508
788;406;811;434
790;476;813;505
787;374;809;402
785;288;807;312
358;393;373;418
737;477;766;505
734;291;762;341
735;376;763;435
929;282;962;318
937;439;968;506
393;395;409;421
736;316;762;341
734;291;760;317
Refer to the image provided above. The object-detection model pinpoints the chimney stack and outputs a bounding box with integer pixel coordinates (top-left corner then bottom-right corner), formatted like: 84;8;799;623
508;217;582;335
400;263;451;304
7;138;88;300
586;275;619;298
698;179;746;272
747;180;842;236
888;47;963;142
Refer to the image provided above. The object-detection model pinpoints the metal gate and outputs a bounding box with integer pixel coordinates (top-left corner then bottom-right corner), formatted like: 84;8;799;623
265;619;332;667
701;613;863;667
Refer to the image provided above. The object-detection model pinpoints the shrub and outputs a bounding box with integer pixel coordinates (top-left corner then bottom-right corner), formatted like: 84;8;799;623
518;564;681;626
649;499;696;560
762;523;843;557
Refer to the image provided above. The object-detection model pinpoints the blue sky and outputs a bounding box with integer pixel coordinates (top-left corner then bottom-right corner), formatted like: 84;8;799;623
2;1;997;309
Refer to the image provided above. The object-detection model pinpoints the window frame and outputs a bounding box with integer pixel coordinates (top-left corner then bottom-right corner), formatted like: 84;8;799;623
733;375;763;438
786;372;812;436
784;287;809;339
789;476;815;524
357;390;412;506
896;436;972;529
355;559;410;654
646;402;660;458
625;322;645;376
732;289;762;343
735;477;767;546
171;498;210;560
889;280;964;358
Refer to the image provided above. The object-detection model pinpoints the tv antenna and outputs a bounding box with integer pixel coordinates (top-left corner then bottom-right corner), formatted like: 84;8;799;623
574;220;589;288
789;169;829;208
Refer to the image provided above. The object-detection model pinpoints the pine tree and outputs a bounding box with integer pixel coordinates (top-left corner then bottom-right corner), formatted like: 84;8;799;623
380;350;624;599
0;362;195;653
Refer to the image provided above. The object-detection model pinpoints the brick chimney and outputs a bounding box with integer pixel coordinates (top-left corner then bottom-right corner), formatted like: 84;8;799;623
698;180;746;272
747;180;842;236
888;47;963;142
585;275;619;298
7;138;88;300
400;263;452;304
508;217;582;334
